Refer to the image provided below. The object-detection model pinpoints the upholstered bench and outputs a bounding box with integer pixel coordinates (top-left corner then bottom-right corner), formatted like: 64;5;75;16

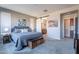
28;37;44;48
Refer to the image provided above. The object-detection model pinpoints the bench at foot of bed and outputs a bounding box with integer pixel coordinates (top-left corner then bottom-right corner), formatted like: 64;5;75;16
28;37;44;49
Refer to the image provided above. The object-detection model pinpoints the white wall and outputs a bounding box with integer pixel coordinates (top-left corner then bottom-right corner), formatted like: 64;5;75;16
47;13;60;40
11;12;30;28
36;18;42;32
29;18;36;31
36;5;79;40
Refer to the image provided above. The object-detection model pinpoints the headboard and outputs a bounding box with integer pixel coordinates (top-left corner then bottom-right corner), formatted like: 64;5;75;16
11;26;32;32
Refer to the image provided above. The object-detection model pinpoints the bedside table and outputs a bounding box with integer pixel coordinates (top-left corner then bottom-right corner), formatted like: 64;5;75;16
0;35;3;44
3;34;11;44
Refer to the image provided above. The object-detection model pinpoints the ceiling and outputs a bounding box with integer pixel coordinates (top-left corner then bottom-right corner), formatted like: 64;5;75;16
0;4;77;17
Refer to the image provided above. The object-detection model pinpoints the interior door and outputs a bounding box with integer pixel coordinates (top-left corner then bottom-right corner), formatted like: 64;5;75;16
64;17;75;38
70;18;74;38
64;19;70;38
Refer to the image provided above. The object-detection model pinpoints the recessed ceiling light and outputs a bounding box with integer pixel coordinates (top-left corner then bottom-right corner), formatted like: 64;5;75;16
43;9;48;12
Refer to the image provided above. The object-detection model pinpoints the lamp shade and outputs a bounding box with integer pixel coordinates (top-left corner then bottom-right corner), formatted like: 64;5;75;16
4;27;9;32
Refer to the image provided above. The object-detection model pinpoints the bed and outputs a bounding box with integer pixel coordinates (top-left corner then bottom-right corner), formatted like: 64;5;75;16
11;26;43;51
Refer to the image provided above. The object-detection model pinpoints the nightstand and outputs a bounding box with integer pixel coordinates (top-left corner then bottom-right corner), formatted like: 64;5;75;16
0;35;3;44
3;34;11;44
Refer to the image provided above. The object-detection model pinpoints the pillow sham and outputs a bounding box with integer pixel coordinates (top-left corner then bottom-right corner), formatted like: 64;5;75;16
14;29;21;33
21;29;28;33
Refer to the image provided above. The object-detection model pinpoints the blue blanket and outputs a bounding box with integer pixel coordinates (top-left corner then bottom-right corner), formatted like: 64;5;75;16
11;32;43;51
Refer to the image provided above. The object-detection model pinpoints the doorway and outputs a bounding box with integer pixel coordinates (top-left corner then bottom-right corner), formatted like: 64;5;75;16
60;10;78;39
64;17;75;38
41;19;47;35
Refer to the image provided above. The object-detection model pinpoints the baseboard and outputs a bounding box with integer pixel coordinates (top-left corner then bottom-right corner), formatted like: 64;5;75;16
46;36;60;40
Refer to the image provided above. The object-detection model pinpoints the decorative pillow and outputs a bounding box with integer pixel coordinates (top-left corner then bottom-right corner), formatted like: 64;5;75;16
23;29;28;32
21;29;28;33
14;29;21;33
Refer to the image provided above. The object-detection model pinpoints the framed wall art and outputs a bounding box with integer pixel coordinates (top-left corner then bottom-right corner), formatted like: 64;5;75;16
48;20;58;27
18;19;26;26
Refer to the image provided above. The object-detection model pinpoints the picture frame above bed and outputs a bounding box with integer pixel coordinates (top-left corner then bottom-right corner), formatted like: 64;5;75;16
17;19;26;27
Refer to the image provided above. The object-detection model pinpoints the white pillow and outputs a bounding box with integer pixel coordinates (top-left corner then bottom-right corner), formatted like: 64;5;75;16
21;29;28;33
21;29;23;33
14;29;21;33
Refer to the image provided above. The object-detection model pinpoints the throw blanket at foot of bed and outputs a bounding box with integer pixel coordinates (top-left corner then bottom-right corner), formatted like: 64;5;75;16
11;32;43;51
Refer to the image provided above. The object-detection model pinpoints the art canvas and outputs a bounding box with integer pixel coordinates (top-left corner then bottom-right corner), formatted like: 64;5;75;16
48;20;58;27
18;19;26;26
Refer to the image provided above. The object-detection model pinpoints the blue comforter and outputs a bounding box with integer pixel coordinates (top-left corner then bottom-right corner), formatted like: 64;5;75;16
11;32;43;51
